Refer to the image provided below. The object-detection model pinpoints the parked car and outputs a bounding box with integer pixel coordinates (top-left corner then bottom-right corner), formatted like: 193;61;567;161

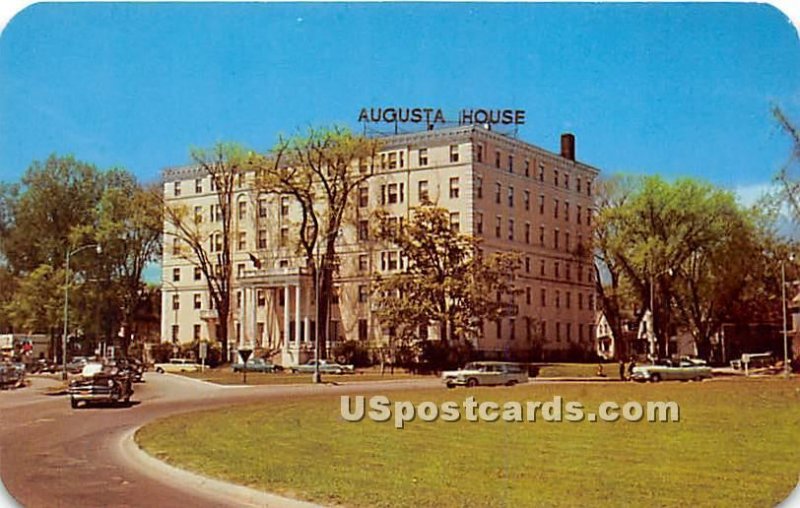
66;356;90;374
232;357;282;373
631;358;712;382
68;362;133;408
153;358;202;373
290;359;354;375
0;361;26;389
442;361;528;388
110;358;145;382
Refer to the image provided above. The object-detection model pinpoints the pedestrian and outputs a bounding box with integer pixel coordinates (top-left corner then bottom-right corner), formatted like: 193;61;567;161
618;359;625;381
627;357;636;380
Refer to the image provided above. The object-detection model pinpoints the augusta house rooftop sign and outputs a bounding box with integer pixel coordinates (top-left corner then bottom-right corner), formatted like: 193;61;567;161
358;107;526;126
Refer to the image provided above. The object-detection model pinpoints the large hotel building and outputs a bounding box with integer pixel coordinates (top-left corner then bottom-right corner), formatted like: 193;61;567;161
161;124;599;365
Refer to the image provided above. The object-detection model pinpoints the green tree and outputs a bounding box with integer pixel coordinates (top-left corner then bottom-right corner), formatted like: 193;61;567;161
373;205;521;353
250;126;381;358
596;175;766;358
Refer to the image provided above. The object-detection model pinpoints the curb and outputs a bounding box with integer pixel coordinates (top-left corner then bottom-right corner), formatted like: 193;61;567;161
118;427;323;508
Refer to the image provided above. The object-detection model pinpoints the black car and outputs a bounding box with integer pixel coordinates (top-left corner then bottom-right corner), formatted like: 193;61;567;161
68;362;133;408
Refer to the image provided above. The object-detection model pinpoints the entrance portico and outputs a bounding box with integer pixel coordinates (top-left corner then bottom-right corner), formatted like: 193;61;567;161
238;266;315;367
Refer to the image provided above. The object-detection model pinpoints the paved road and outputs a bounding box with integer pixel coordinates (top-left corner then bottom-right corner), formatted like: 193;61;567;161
0;374;440;508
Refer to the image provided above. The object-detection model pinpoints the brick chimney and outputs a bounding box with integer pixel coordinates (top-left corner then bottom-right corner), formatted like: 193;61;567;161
560;133;575;161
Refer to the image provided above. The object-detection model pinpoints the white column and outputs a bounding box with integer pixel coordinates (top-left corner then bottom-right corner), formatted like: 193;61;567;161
238;288;245;349
249;287;257;348
304;316;310;344
283;285;290;346
295;284;301;343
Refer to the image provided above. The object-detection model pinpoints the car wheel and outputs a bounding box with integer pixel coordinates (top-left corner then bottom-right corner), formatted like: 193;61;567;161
506;380;518;386
466;378;479;387
650;373;662;383
445;383;456;389
156;367;164;374
70;397;78;409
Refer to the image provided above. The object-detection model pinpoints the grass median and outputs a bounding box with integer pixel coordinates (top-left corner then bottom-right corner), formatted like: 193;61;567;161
136;378;800;507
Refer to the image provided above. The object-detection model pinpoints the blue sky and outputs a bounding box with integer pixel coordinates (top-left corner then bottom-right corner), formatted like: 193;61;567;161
0;2;799;198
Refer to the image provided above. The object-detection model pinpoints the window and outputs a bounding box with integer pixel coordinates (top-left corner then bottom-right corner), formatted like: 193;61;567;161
193;293;202;310
280;196;289;217
388;183;401;204
358;158;368;174
565;232;570;252
495;150;501;169
388;152;398;169
564;202;569;221
449;177;460;199
578;264;584;283
589;294;595;310
173;181;181;196
509;319;516;340
540;288;546;307
358;285;368;304
555;290;561;308
450;212;460;233
172;294;180;310
172;267;180;282
578;293;584;310
418;180;429;203
358;319;368;341
566;323;572;341
495;183;502;204
508;186;514;207
496;320;502;339
238;232;246;251
526;287;532;305
554;230;560;249
538;163;545;182
280;227;289;247
193;324;201;341
508;219;515;241
524;160;530;177
586;208;592;226
475;176;483;199
566;292;572;309
525;256;531;273
476;143;484;163
555;262;560;279
449;145;459;163
495;216;502;238
172;238;181;255
257;290;265;307
576;205;582;224
577;177;582;192
237;172;245;188
238;201;247;220
387;251;399;271
523;190;530;211
539;226;545;246
587;180;592;196
279;259;289;268
195;178;203;194
358;186;369;207
258;229;267;249
358;254;368;272
540;259;546;276
171;325;179;342
418;148;428;166
210;178;216;192
236;290;242;308
564;173;570;190
258;198;268;218
237;263;245;278
508;154;514;173
525;223;531;244
475;211;484;234
526;317;533;342
539;195;545;215
194;266;201;281
554;170;559;187
358;220;369;241
566;263;572;281
554;198;559;219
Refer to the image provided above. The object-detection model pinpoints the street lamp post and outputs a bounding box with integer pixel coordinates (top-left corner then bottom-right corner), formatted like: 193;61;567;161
62;243;102;380
781;254;795;378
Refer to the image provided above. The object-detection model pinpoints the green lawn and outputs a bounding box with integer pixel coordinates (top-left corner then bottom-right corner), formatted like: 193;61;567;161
536;362;616;378
136;379;800;507
176;368;424;385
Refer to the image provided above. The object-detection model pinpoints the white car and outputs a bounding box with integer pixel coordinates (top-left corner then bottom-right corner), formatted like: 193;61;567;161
442;361;528;388
154;358;202;373
631;358;712;382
